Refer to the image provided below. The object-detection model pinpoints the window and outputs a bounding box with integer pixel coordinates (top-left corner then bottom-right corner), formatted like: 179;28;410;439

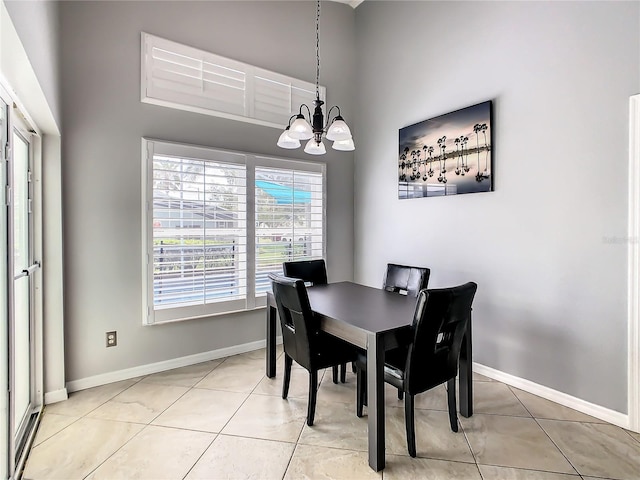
142;139;325;324
141;33;326;129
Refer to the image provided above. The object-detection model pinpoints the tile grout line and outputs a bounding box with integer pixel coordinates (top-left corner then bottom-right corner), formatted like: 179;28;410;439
66;359;227;479
507;384;583;477
507;384;582;477
80;420;149;480
79;362;223;479
180;433;219;480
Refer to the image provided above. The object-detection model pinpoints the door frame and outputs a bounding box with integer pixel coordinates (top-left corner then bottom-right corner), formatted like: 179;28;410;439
629;93;640;433
0;83;9;480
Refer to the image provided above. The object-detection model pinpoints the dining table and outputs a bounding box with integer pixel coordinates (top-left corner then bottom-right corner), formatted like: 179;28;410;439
265;281;474;472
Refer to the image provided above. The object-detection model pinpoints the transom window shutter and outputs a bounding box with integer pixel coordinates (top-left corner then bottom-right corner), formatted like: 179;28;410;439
141;33;325;129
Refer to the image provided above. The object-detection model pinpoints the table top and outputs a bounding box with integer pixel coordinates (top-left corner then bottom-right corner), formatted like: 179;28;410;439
306;281;418;334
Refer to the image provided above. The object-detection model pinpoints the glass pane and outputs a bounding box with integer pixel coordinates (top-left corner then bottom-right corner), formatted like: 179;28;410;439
11;131;31;436
12;133;29;273
13;277;29;435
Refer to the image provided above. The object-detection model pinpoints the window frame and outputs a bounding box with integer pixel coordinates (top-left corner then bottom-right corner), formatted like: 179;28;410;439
142;138;326;325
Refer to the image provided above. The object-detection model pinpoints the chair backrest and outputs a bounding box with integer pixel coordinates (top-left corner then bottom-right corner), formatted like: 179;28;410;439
383;263;430;297
404;282;477;395
283;259;328;286
268;273;318;370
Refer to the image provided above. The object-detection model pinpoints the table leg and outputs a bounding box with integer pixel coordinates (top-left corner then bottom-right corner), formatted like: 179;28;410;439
459;314;473;417
367;333;385;471
266;297;277;378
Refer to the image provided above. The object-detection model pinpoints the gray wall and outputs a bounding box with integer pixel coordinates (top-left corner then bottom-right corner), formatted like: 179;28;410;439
5;0;61;125
59;1;355;382
354;1;639;413
4;0;66;399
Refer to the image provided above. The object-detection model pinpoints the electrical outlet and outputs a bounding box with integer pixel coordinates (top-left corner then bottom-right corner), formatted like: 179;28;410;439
106;331;117;347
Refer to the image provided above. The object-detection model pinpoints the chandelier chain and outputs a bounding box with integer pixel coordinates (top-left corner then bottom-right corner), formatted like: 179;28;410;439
315;0;320;100
276;0;353;153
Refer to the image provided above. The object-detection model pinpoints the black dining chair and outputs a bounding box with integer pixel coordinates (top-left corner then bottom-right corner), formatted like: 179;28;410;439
355;282;477;457
269;273;362;426
282;259;347;383
380;263;431;395
383;263;430;297
283;259;328;286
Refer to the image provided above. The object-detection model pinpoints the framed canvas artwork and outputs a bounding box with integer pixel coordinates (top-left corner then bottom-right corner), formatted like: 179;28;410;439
398;100;493;199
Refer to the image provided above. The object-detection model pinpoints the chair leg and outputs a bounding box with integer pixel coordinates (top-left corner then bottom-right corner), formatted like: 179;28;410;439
397;388;404;400
307;370;318;426
340;363;347;383
356;367;365;417
351;361;356;374
447;378;459;432
282;354;293;399
405;393;416;457
332;365;339;384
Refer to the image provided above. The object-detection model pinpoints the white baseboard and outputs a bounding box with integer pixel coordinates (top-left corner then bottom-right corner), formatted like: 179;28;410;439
66;336;283;394
61;342;629;430
474;363;630;429
44;388;68;405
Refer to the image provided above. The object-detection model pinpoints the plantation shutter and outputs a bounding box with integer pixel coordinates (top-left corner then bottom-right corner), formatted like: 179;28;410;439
255;163;325;294
141;33;325;129
146;141;248;323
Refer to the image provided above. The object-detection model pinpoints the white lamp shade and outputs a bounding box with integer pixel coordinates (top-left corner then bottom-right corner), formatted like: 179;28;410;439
332;137;355;151
304;139;326;155
326;119;352;141
277;129;301;149
289;117;313;140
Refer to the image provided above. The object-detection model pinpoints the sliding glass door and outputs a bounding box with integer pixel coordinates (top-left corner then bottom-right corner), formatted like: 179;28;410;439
1;86;42;477
11;126;37;460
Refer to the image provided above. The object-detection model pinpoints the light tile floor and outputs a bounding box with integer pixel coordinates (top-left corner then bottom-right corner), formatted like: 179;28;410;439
23;348;640;480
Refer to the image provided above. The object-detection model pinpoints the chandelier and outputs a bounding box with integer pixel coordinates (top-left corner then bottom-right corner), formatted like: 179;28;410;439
276;0;355;155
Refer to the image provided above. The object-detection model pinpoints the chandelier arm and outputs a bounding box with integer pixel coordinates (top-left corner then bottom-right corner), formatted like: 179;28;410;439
299;103;312;121
326;105;342;125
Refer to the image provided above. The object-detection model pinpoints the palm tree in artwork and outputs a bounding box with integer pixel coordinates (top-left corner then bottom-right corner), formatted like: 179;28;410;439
480;123;490;177
437;136;447;183
421;145;430;180
461;135;470;173
399;147;410;181
424;145;435;178
454;137;461;175
410;150;418;180
473;124;484;182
